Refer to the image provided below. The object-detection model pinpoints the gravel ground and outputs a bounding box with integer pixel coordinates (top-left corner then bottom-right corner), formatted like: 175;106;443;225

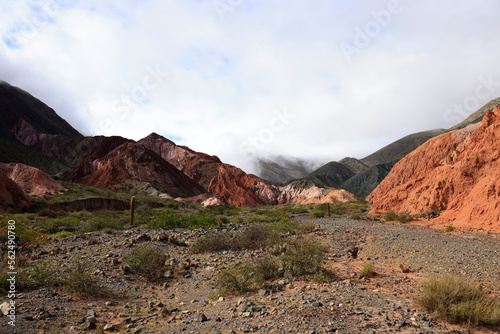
1;215;499;334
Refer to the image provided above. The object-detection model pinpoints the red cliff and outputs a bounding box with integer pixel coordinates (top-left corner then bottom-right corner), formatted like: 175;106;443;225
0;163;67;197
367;107;500;232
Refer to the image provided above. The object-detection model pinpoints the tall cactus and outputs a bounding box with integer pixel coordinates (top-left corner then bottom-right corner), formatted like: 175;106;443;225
130;196;136;225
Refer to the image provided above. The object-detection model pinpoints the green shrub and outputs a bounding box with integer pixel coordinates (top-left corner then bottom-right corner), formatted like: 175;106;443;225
350;213;362;220
309;209;325;218
216;264;263;296
396;213;413;223
311;267;337;283
64;261;109;298
384;211;413;223
444;225;456;232
190;232;232;254
233;224;279;250
280;236;328;276
78;214;126;233
244;214;272;224
253;256;281;280
49;231;73;238
417;276;500;326
384;211;398;221
148;211;220;230
0;216;47;244
123;244;168;282
26;262;63;288
229;215;244;224
359;262;376;278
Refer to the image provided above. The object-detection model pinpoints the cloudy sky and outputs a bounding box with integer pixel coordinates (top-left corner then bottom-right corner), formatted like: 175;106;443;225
1;0;500;174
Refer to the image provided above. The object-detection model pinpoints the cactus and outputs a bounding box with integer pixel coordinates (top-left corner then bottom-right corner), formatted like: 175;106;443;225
130;196;136;225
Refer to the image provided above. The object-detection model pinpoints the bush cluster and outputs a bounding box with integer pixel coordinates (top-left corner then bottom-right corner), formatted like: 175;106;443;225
417;276;500;326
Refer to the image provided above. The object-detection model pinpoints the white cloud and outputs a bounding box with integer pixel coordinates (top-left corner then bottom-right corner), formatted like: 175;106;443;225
1;0;500;174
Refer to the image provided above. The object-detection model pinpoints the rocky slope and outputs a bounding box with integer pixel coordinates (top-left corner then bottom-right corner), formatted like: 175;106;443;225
139;133;281;206
13;119;131;166
66;142;207;199
0;163;66;197
277;180;358;204
0;171;31;210
368;107;500;232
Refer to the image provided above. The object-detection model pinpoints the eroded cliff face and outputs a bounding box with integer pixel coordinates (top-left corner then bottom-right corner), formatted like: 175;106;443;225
0;171;31;210
0;163;67;197
66;142;207;199
368;107;500;232
139;133;280;206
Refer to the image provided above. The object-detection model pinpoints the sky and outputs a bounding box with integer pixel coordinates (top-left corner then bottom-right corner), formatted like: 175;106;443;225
1;0;500;174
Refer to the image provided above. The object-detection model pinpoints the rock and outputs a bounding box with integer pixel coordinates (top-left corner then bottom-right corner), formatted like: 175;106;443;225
0;302;10;316
258;289;269;296
103;323;116;331
85;321;97;330
195;312;208;322
135;234;151;242
121;264;131;274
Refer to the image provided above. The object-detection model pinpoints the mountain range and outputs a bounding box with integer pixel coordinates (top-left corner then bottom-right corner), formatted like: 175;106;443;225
0;81;356;210
1;80;499;232
272;97;500;199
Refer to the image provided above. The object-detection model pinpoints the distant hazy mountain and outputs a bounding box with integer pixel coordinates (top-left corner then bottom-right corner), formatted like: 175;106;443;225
256;156;319;184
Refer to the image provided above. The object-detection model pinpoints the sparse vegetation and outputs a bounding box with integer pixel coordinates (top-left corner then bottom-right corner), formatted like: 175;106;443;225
444;225;456;232
350;213;362;220
309;209;325;218
123;244;169;282
417;276;500;326
359;261;376;278
384;211;413;223
216;264;264;296
64;260;110;298
280;236;329;276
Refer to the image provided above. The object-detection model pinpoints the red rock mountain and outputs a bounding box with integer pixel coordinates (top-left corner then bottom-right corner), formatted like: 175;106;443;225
0;163;66;197
0;171;31;210
139;133;280;206
368;107;500;232
67;142;206;199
